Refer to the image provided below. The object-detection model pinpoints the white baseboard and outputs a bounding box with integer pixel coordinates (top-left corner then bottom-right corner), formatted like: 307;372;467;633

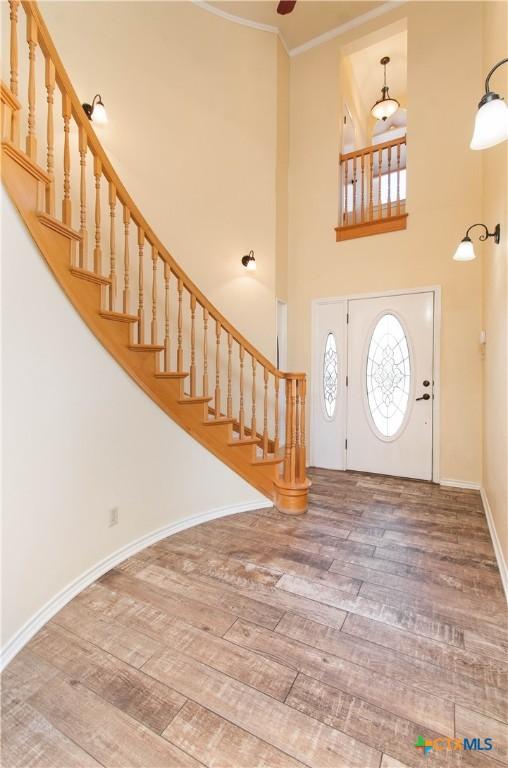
480;487;508;604
439;478;481;490
0;499;273;672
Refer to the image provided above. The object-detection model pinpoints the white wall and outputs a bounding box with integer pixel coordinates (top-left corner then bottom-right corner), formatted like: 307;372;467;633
1;189;267;667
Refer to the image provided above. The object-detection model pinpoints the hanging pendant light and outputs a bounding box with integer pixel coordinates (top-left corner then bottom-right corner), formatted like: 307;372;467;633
371;57;400;122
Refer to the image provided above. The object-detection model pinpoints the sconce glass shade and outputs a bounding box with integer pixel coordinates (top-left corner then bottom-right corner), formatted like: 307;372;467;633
246;258;256;271
470;95;508;150
92;101;108;125
371;96;399;122
453;237;476;261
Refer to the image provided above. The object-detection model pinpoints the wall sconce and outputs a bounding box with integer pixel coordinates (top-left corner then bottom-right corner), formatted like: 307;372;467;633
453;223;501;261
470;58;508;150
82;94;108;125
241;250;256;271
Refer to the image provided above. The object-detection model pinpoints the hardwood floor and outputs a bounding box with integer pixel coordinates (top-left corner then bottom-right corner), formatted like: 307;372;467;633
2;469;507;768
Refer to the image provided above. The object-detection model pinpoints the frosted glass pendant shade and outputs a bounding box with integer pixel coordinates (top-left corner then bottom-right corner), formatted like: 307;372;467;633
371;97;399;122
453;238;476;261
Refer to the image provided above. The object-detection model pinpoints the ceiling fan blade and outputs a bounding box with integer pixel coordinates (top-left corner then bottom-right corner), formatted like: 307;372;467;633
277;0;296;15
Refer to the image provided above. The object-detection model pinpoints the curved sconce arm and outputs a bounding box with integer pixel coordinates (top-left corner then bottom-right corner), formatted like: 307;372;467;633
465;223;501;243
484;58;508;97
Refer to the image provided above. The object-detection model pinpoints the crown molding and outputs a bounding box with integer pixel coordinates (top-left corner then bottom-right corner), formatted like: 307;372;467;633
193;1;405;59
289;1;407;57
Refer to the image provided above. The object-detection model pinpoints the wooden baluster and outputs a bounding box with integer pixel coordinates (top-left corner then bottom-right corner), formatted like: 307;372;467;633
387;145;392;218
215;321;221;416
360;153;365;224
377;147;382;220
227;333;233;419
26;15;37;159
151;246;158;344
369;150;374;222
251;357;257;438
263;367;269;458
397;141;402;216
108;182;117;310
190;295;196;396
290;378;297;483
352;156;357;224
164;263;170;370
343;159;348;225
295;380;300;477
239;345;245;438
274;376;280;454
78;125;87;268
94;156;102;273
298;379;307;483
45;58;55;214
202;307;209;396
283;378;292;482
9;0;19;144
177;278;183;371
62;93;71;225
122;205;130;313
137;226;144;343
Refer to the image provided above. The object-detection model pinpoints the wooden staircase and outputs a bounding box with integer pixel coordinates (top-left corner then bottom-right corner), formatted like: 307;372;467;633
1;0;310;514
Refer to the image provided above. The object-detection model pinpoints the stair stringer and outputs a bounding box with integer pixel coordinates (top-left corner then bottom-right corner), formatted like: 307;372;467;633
1;142;282;501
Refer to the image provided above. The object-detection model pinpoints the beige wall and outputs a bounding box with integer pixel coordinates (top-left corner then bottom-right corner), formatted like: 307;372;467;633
276;38;290;302
482;2;508;568
287;1;484;484
38;1;280;360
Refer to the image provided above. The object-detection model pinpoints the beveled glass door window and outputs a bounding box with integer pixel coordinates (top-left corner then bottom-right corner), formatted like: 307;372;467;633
323;332;338;419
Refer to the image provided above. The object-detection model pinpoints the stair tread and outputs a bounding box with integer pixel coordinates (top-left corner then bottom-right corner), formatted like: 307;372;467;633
128;344;164;351
71;267;111;286
100;310;138;322
202;417;234;426
155;371;189;379
253;452;285;466
178;396;213;404
228;437;261;447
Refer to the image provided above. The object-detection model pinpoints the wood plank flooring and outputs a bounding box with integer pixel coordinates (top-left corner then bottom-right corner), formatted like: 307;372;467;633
2;468;507;768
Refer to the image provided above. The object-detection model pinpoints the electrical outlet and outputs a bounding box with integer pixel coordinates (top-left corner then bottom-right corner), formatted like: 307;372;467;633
109;507;119;527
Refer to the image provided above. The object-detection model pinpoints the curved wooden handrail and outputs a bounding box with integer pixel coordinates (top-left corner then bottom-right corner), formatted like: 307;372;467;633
22;0;295;380
339;134;406;163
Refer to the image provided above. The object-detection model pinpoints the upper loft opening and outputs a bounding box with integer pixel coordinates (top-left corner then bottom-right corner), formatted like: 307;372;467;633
336;21;408;241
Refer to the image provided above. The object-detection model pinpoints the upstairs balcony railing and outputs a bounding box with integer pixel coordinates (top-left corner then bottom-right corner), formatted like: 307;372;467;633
335;134;408;241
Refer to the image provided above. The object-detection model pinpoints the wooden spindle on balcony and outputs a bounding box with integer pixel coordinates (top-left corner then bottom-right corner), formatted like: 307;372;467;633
151;246;158;345
108;182;117;310
62;93;71;225
9;1;19;144
44;57;55;214
137;227;144;343
26;14;37;159
202;307;209;396
251;356;257;439
78;126;87;267
377;147;382;220
190;294;196;396
93;157;102;273
177;277;183;371
360;153;365;222
263;367;269;457
387;145;392;218
239;344;245;437
122;204;130;313
369;151;374;222
397;142;401;216
274;376;280;453
344;159;348;225
352;156;357;224
164;263;170;371
215;320;221;415
227;332;233;419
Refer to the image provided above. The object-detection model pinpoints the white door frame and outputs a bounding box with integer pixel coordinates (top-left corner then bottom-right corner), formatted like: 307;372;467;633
311;285;441;482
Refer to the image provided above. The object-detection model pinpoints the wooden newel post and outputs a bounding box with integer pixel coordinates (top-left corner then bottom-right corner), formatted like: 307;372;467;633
283;376;292;483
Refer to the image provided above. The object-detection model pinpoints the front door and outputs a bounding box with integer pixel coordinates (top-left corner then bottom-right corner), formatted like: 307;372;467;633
346;291;434;480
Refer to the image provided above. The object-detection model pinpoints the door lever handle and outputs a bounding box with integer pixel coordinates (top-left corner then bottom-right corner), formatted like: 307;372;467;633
416;393;431;401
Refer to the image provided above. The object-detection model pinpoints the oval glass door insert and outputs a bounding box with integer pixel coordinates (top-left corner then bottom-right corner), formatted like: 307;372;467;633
323;332;338;419
366;313;411;438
